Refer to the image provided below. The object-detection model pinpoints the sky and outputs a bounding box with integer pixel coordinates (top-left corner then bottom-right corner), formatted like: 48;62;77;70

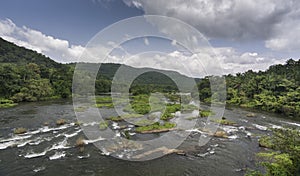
0;0;299;77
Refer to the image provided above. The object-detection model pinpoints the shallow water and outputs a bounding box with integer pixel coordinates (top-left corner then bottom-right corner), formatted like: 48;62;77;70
0;99;299;176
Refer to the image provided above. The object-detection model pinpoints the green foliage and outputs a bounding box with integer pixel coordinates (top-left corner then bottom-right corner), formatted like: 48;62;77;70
211;119;236;125
1;37;299;120
99;121;109;130
107;114;143;122
107;116;123;122
0;99;17;108
250;128;300;176
135;122;176;133
199;110;213;117
135;119;155;126
224;59;300;119
160;103;181;121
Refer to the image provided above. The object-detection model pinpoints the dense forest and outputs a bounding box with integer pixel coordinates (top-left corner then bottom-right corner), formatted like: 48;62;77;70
0;37;299;119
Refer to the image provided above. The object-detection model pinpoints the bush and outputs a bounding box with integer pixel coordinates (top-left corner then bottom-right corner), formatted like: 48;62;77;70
199;110;213;117
99;121;109;130
14;127;27;134
136;122;176;133
249;128;300;175
56;119;66;126
76;137;85;147
0;99;17;108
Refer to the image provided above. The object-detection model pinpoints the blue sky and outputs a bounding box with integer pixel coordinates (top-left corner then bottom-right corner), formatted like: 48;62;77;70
0;0;299;76
0;0;143;45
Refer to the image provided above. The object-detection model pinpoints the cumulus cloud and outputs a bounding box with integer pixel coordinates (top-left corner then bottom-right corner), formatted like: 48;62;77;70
104;47;285;77
0;18;84;63
123;0;300;51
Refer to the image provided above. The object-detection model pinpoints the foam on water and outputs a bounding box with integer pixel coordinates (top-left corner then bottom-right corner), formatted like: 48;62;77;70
83;137;105;144
78;154;90;159
186;129;203;134
0;141;17;150
253;124;268;131
281;121;300;127
33;166;46;173
49;138;70;151
221;126;238;134
64;129;82;138
49;151;66;160
0;135;32;143
24;150;47;159
228;135;238;139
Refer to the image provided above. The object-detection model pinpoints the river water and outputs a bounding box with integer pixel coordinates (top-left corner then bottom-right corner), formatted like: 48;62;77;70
0;99;299;176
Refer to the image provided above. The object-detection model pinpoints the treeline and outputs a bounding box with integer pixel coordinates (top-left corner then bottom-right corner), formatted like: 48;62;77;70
0;37;299;119
198;59;300;119
0;62;73;101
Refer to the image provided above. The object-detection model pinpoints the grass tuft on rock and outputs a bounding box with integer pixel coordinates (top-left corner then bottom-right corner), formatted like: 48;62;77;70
56;119;66;126
14;127;27;134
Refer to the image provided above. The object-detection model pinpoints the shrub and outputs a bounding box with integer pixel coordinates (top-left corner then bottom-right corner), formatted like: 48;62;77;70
99;121;109;130
56;119;66;126
14;127;27;134
199;110;213;117
76;137;85;147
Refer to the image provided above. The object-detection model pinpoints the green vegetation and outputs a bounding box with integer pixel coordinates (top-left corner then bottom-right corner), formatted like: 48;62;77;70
107;116;123;122
160;104;181;121
0;99;17;108
199;110;213;117
1;38;299;120
123;94;165;115
135;122;176;133
226;59;300;119
99;121;109;130
247;128;300;175
211;119;236;125
135;119;155;126
94;96;114;108
107;113;144;122
14;127;27;134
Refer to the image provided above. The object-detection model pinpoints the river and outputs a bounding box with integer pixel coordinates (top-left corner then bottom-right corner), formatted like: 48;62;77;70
0;99;299;176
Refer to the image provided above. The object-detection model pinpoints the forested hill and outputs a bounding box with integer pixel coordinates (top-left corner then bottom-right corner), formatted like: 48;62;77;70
0;37;299;119
0;38;62;68
0;37;184;101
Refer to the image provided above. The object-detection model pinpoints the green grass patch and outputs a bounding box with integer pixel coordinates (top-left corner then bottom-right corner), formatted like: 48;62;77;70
160;103;181;121
135;119;155;126
108;113;144;122
124;94;166;115
199;110;213;117
95;103;114;108
99;121;109;130
211;119;236;125
0;99;17;108
258;136;274;148
136;122;176;133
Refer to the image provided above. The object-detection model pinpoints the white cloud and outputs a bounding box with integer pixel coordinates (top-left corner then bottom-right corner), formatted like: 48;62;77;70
265;12;300;51
124;0;300;51
0;18;84;63
105;47;285;77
